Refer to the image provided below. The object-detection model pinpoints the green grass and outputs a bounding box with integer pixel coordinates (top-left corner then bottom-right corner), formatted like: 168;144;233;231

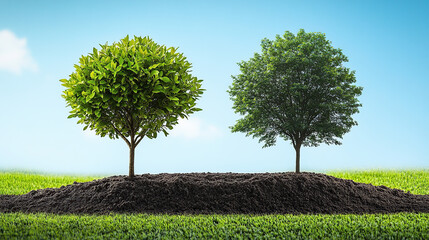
328;169;429;195
0;171;101;195
0;170;428;239
1;213;428;239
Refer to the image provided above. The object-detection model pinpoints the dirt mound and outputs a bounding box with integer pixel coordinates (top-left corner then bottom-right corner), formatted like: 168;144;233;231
1;172;428;214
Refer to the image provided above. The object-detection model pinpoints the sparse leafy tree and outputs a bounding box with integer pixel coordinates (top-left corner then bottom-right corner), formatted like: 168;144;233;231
61;36;204;177
229;29;362;173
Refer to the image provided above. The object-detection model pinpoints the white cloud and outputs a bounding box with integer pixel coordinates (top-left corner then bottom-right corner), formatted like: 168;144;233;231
0;29;38;74
170;117;222;140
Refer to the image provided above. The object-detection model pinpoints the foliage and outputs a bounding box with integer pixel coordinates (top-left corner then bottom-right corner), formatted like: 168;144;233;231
328;169;429;195
1;213;428;239
61;35;203;140
60;36;204;176
229;29;362;172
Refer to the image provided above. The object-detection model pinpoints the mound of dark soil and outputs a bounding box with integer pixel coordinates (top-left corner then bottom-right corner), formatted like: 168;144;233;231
1;172;428;214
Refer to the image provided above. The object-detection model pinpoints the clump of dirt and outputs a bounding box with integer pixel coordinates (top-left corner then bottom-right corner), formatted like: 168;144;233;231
0;172;428;214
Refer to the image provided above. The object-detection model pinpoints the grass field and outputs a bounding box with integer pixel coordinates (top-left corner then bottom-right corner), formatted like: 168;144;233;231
0;171;101;195
328;169;429;195
1;170;428;239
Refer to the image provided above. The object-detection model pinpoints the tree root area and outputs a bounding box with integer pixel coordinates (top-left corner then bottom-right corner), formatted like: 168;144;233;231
1;172;428;214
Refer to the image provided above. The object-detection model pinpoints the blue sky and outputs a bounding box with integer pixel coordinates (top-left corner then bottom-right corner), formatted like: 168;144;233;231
0;0;428;175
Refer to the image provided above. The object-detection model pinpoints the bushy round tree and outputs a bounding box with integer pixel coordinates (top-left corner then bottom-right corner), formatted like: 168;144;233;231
61;36;204;177
229;29;362;173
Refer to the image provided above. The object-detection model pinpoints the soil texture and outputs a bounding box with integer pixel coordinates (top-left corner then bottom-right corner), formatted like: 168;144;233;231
1;172;428;214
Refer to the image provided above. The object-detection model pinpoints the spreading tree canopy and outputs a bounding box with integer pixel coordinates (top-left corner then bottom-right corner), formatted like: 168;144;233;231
228;29;362;173
61;36;204;177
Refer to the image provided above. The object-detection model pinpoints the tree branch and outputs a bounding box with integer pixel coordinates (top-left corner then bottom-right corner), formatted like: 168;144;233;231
290;135;296;148
119;108;132;130
135;134;144;146
110;122;131;148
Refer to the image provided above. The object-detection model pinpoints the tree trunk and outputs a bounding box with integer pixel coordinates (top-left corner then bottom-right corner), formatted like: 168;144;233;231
295;143;301;173
129;145;135;178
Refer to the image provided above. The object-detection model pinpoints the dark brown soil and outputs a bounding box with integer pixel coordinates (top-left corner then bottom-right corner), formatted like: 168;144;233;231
1;172;428;214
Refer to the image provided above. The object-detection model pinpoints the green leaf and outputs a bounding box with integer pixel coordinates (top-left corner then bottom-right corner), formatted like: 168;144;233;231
162;129;169;137
172;87;180;93
90;71;96;79
153;85;164;93
151;70;159;78
149;63;160;70
161;77;170;83
86;91;95;102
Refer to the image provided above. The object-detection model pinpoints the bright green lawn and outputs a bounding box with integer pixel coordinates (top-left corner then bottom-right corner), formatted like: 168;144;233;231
328;169;429;195
1;213;428;239
0;170;428;239
0;171;101;195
